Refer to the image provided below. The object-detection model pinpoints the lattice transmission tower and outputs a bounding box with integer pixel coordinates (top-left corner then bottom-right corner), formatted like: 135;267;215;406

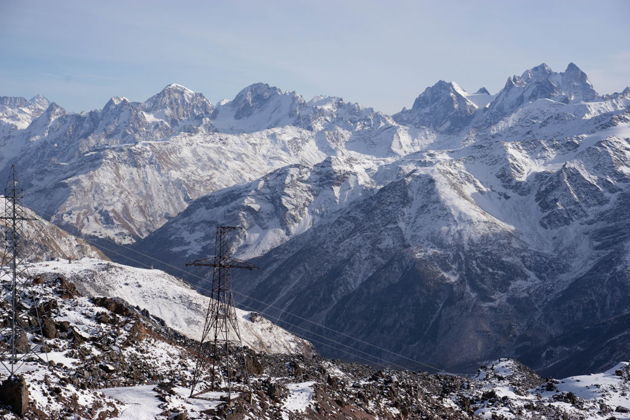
187;226;256;399
0;165;48;380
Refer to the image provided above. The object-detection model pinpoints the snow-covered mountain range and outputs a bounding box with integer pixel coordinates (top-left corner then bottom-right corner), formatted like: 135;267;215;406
1;62;628;376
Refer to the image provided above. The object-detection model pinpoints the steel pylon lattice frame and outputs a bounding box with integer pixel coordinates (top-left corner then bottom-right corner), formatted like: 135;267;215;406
186;226;256;400
0;165;48;379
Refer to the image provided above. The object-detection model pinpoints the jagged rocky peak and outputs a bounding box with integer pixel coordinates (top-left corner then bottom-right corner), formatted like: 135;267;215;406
15;101;67;140
304;94;391;132
211;82;306;132
561;62;598;100
486;62;599;121
0;94;50;113
28;94;50;109
229;82;302;120
393;80;478;132
411;80;470;104
0;94;51;132
142;83;214;120
519;62;597;100
98;96;137;127
307;94;357;117
0;96;30;108
38;102;66;121
521;62;554;81
103;95;131;111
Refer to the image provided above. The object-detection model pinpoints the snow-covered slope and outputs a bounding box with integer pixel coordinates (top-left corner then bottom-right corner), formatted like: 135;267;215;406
27;258;312;355
131;155;380;268
0;197;106;262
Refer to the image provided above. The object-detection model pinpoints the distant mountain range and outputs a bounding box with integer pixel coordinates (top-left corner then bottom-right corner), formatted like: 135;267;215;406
1;62;628;375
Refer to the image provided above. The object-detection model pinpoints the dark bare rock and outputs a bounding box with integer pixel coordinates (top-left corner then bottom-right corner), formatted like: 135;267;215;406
0;376;29;416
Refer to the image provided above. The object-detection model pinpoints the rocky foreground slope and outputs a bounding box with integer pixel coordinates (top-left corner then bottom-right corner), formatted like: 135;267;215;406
28;259;311;354
0;262;629;419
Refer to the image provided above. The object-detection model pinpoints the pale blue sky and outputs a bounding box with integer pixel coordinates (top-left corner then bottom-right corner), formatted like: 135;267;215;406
1;0;629;113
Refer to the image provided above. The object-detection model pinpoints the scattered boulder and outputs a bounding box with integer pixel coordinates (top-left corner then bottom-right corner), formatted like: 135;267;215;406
32;299;58;318
553;391;579;406
15;331;29;353
31;276;45;285
265;381;288;402
42;317;58;339
244;356;264;375
0;376;29;416
58;277;80;299
69;327;86;344
125;321;149;345
95;312;112;324
92;297;133;317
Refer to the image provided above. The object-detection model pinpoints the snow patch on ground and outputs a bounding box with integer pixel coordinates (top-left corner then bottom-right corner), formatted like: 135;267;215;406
101;385;163;420
283;381;316;415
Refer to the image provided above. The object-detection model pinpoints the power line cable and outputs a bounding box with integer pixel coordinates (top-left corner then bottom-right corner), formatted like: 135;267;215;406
18;203;448;373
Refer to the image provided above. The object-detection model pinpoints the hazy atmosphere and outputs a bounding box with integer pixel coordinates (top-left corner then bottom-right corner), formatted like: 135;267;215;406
1;0;629;112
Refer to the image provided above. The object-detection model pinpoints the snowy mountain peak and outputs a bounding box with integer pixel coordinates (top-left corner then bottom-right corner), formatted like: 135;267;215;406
142;83;214;122
164;82;194;93
484;62;599;123
565;61;583;74
41;102;66;119
145;83;205;106
104;96;130;109
393;79;477;132
0;94;52;133
212;82;305;132
235;82;284;98
412;80;474;109
560;62;597;100
230;83;300;119
521;62;553;80
475;87;490;95
28;94;50;109
425;80;465;94
307;95;343;108
144;83;200;106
